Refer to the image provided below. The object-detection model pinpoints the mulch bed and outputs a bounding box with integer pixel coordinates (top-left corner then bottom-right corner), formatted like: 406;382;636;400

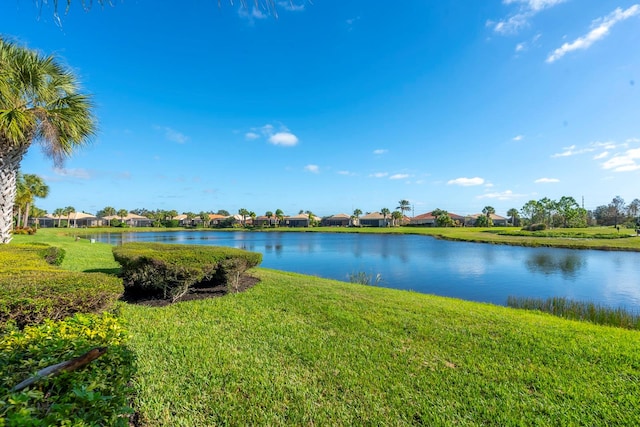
120;275;260;307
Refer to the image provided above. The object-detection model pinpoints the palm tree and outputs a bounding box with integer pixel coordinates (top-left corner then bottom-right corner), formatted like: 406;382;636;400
352;208;362;227
391;210;403;227
100;206;116;226
265;211;274;227
64;206;76;228
238;208;250;227
13;173;28;228
20;174;49;228
396;200;411;224
53;208;65;228
381;207;390;227
275;209;284;227
198;211;210;228
482;206;495;227
118;209;129;226
507;208;519;227
0;38;95;243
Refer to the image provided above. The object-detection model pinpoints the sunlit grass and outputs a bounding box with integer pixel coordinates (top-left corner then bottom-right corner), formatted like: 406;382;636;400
123;269;640;426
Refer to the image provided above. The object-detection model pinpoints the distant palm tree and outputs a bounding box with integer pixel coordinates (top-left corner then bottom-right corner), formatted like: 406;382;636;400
275;209;284;227
53;208;65;228
352;208;362;227
0;38;94;243
381;207;390;227
199;211;210;228
396;200;411;224
507;208;519;227
118;209;129;225
238;208;250;227
482;206;495;227
64;206;76;228
100;206;116;226
20;174;49;227
391;210;403;227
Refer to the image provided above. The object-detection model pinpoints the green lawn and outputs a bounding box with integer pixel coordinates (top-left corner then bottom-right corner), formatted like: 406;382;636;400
124;269;640;426
9;231;640;425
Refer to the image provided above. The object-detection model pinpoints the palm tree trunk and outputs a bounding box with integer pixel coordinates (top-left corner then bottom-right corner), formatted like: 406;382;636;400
22;202;31;229
0;143;26;243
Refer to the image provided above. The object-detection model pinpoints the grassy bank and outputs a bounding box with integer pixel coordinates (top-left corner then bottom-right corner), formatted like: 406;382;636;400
62;225;640;252
124;269;640;425
8;232;640;425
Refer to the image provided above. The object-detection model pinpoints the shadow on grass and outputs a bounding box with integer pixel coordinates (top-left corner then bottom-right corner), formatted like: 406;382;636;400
84;268;122;276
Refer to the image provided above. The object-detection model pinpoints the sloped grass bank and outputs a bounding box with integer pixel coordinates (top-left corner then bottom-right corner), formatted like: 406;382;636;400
124;269;640;426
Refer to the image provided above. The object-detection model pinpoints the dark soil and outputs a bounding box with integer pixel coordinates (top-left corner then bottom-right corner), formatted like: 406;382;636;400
120;275;260;307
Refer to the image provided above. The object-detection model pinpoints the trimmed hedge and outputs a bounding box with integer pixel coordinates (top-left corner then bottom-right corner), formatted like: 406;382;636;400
0;244;123;328
0;312;134;426
112;243;262;301
0;271;123;328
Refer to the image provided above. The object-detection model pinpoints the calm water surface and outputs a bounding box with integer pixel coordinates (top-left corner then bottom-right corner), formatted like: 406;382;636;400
93;231;640;310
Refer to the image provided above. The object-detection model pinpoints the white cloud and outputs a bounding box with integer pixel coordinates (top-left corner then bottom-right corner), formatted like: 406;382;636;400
370;172;389;178
269;132;299;146
53;167;92;180
389;174;410;180
246;123;299;147
447;177;485;186
515;43;526;52
304;164;319;173
593;151;609;160
477;190;522;200
156;126;188;144
601;147;640;172
490;0;566;34
337;170;355;176
551;144;595;158
512;135;524;141
547;5;640;63
373;149;388;155
278;1;304;12
534;177;560;183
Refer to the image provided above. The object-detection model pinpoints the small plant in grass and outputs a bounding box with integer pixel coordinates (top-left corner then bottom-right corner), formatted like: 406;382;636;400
348;271;383;286
507;296;640;330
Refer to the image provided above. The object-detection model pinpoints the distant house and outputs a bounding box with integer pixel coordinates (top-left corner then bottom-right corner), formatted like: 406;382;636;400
102;213;153;227
465;213;508;227
284;214;311;227
411;212;436;226
38;212;103;228
207;214;228;226
322;213;352;227
254;215;277;227
359;212;388;227
36;212;103;228
411;211;466;227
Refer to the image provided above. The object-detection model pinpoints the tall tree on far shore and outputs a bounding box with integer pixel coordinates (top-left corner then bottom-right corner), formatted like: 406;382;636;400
64;206;76;228
396;200;411;224
482;206;495;227
0;38;95;243
20;174;49;227
507;208;519;227
381;207;390;227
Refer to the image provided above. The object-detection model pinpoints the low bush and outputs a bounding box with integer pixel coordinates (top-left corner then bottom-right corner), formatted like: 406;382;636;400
0;244;62;274
521;223;547;231
112;243;262;301
11;226;37;235
0;271;123;328
0;312;134;426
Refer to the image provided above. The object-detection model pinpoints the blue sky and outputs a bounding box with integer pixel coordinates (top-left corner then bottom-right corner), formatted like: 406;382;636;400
2;0;640;217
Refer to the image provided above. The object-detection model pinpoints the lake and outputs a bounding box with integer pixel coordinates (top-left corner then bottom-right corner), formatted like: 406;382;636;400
91;231;640;310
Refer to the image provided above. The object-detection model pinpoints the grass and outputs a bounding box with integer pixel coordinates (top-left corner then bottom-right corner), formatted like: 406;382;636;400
123;270;640;425
63;225;640;252
8;231;640;425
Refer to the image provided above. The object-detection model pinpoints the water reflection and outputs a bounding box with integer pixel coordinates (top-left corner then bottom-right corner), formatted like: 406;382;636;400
525;252;585;279
89;231;640;309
